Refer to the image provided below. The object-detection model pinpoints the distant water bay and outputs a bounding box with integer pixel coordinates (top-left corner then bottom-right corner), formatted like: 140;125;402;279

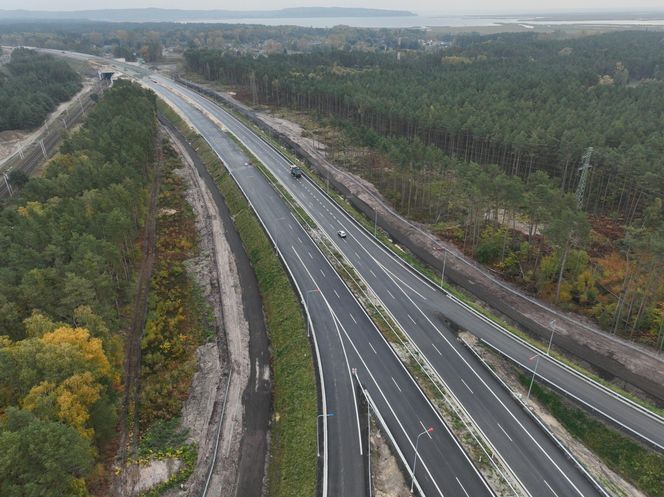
181;14;664;29
183;15;515;28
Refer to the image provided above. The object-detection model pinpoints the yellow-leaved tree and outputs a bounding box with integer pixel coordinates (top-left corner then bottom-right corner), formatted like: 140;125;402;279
22;372;102;440
5;327;115;440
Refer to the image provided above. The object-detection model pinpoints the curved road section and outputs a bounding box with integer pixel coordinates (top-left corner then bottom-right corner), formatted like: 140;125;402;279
147;76;607;497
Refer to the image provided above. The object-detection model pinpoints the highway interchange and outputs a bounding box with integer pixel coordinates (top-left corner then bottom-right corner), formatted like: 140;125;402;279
23;48;664;497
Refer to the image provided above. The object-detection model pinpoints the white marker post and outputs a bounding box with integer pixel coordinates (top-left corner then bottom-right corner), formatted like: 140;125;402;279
317;412;334;457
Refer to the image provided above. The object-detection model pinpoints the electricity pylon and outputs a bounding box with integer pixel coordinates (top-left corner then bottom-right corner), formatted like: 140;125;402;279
576;147;593;209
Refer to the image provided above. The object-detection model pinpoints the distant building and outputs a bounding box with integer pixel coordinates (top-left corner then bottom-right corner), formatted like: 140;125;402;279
98;66;115;80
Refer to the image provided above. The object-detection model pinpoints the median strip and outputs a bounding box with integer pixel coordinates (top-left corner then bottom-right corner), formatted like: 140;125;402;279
176;78;664;422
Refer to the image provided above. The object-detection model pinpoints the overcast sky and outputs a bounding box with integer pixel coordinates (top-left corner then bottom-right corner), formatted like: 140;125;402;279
2;1;664;14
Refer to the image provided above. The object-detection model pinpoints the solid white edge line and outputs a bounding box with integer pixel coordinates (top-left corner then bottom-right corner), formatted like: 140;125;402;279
497;423;513;443
544;480;561;497
264;104;664;436
292;246;365;456
456;477;472;497
461;379;474;395
381;264;587;497
157;91;333;497
211;94;497;496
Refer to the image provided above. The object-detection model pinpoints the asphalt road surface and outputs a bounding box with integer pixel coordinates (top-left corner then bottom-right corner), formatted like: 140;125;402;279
166;76;664;453
157;75;664;453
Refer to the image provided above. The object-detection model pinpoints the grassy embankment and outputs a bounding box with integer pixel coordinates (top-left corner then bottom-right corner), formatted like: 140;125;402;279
520;375;664;497
157;101;317;497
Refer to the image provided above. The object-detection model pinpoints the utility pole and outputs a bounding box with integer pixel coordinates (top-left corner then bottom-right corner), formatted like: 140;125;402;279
526;353;541;404
249;71;258;106
657;312;664;354
440;250;447;287
575;147;593;209
546;320;557;355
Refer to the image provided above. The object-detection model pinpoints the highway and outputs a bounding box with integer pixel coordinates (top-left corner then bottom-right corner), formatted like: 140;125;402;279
145;76;613;497
146;80;497;497
160;76;664;452
29;47;663;496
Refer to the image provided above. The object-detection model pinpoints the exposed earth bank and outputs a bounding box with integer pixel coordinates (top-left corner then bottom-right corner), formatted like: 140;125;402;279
120;117;271;497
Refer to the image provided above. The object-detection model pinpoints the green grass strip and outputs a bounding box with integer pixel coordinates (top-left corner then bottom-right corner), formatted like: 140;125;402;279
157;101;317;497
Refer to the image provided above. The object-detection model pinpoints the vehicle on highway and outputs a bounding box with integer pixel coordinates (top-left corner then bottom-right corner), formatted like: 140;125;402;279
337;230;347;238
290;164;302;178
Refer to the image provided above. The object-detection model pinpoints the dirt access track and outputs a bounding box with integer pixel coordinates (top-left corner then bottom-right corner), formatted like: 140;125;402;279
161;116;271;497
177;79;664;405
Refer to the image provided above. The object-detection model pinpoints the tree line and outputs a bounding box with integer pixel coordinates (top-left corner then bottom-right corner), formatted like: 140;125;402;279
0;48;81;131
184;31;664;220
0;19;428;61
0;81;157;496
333;122;663;348
185;31;664;348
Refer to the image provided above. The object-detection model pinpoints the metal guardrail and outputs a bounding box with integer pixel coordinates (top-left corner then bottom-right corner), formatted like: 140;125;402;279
175;78;664;408
168;80;498;497
357;383;427;496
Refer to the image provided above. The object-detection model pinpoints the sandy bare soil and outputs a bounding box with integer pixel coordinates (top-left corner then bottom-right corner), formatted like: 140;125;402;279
117;120;260;496
165;127;253;497
0;129;29;161
370;426;410;497
118;458;184;497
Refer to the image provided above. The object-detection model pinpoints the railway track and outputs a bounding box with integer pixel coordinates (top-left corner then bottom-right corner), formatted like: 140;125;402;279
0;83;104;199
